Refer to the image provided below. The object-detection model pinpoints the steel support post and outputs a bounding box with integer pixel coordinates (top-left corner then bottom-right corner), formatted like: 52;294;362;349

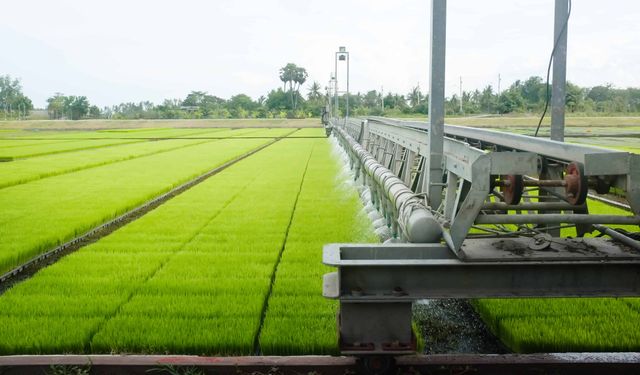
426;0;446;209
346;53;350;120
551;0;569;142
334;53;339;119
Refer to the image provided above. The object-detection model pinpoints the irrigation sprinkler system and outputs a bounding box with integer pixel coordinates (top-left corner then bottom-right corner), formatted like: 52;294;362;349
323;0;640;369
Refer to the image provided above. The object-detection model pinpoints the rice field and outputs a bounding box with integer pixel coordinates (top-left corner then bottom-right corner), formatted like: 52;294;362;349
1;119;639;356
0;124;377;355
0;132;285;275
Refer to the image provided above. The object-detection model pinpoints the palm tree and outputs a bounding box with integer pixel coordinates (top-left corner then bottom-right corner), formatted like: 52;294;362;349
407;86;422;108
307;81;322;100
292;67;308;110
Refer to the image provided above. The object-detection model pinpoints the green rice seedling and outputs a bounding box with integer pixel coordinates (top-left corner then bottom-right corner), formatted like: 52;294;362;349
623;298;640;313
116;295;264;319
285;128;326;137
0;139;76;149
91;316;259;355
138;277;270;297
0;316;103;354
0;137;378;355
259;140;378;355
0;137;271;274
0;139;211;188
259;316;338;355
0;294;127;318
473;298;633;334
226;128;298;138
89;140;319;353
498;314;640;353
0;138;143;159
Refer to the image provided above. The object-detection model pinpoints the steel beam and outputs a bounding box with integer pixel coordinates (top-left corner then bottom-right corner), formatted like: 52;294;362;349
475;214;640;225
368;117;634;178
324;243;640;299
426;0;446;209
551;0;569;142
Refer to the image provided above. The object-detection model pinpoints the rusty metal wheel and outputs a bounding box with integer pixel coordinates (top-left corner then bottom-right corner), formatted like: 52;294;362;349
565;162;588;205
500;175;523;205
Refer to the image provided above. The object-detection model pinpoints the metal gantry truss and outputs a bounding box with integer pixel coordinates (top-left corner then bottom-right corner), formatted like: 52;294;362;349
322;0;640;357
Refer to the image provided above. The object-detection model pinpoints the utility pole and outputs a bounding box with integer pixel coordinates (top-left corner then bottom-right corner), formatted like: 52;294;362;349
381;86;384;111
459;76;463;114
497;74;501;96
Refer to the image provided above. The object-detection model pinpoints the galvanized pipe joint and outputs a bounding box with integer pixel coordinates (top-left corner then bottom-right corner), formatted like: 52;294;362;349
334;126;442;243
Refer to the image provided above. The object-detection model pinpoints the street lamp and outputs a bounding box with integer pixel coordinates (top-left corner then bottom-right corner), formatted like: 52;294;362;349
334;46;350;120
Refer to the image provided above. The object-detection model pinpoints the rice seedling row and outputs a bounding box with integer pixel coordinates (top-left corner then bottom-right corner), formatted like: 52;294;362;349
0;136;280;276
473;297;640;352
90;138;316;354
0;138;317;355
0;128;250;159
259;140;378;355
0;139;145;160
0;127;224;141
0;128;268;189
0;135;282;289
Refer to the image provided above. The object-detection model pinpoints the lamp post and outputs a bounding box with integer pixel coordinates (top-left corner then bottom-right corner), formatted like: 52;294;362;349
334;46;350;121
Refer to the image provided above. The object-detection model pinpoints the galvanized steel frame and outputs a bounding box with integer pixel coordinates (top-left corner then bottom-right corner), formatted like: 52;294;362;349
323;0;640;356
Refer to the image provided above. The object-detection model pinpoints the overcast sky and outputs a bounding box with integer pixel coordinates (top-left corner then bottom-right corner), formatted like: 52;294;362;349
2;0;639;108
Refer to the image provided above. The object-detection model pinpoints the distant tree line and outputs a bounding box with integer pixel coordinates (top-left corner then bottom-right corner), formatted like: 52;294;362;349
46;93;100;120
2;70;640;121
0;75;33;120
351;77;640;117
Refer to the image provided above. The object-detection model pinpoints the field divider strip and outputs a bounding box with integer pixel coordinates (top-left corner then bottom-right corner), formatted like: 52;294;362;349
0;134;290;293
253;139;316;355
